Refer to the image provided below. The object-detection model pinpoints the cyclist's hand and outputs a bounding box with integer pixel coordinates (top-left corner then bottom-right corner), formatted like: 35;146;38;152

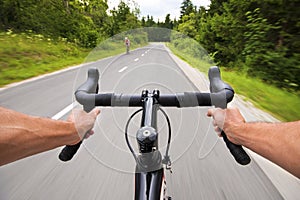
67;108;100;144
207;107;245;145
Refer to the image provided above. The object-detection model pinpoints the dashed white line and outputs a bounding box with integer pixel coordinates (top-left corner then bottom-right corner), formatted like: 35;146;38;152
134;58;139;62
141;54;144;57
118;66;128;73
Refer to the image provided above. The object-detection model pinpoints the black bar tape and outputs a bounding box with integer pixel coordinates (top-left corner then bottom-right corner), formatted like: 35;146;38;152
221;132;251;165
58;142;82;161
111;94;141;107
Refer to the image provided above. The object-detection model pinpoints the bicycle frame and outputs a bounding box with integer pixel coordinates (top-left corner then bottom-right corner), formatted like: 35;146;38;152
134;90;167;200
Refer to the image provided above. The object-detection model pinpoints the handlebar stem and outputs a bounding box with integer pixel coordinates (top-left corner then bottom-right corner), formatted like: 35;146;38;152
138;90;160;153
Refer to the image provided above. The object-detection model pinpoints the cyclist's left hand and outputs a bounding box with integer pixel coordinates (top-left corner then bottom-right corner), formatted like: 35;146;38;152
67;108;100;143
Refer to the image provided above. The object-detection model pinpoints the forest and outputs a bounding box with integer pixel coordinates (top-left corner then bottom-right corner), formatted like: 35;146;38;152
0;0;299;92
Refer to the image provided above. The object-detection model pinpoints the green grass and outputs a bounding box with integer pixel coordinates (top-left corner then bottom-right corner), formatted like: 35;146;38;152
167;42;211;73
167;42;300;122
0;32;90;86
221;70;300;121
0;31;147;87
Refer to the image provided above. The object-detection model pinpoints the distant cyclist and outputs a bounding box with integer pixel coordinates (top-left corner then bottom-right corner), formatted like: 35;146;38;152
125;37;130;54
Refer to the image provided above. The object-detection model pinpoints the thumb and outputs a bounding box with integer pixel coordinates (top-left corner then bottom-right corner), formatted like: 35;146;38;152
89;108;101;118
207;108;215;117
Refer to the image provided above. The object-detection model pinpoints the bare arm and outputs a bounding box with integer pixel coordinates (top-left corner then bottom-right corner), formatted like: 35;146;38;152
0;107;100;166
207;107;300;178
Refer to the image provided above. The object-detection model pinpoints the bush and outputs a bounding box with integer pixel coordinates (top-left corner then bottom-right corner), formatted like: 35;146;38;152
171;34;210;61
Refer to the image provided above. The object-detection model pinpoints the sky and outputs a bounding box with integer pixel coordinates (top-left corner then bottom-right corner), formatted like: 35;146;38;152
108;0;211;21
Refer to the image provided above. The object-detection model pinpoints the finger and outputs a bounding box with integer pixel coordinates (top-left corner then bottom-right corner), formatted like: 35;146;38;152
88;130;95;135
91;108;101;117
207;108;223;117
214;126;221;133
207;108;215;117
85;130;95;139
213;120;218;127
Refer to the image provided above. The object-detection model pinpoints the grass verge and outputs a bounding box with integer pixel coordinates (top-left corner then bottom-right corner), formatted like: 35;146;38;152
221;70;300;121
0;31;147;87
0;32;89;86
167;42;300;122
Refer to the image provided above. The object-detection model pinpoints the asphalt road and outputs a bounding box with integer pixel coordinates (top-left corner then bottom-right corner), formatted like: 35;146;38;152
0;44;283;199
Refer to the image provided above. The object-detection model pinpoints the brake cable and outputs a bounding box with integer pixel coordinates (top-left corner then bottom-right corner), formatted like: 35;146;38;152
125;108;143;162
159;107;172;171
124;107;172;169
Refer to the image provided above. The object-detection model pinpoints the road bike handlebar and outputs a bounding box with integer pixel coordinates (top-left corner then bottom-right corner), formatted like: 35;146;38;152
58;67;251;165
209;67;251;165
58;69;98;161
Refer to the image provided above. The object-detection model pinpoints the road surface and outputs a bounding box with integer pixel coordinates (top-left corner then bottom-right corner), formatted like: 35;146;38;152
0;44;287;199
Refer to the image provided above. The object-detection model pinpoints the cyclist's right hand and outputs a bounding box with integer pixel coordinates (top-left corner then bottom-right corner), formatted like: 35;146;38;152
207;107;245;145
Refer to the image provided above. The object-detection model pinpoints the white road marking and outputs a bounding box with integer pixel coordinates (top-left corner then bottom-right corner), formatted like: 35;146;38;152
134;58;139;62
141;54;144;57
118;66;128;73
52;102;78;120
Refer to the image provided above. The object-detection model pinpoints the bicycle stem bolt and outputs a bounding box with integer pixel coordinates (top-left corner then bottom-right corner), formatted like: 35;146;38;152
136;126;157;153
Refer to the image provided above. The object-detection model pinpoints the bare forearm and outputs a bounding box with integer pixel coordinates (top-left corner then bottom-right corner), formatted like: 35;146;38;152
207;108;300;178
0;108;78;166
230;121;300;178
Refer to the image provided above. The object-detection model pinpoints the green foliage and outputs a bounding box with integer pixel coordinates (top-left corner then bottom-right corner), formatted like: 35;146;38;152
168;35;300;121
168;0;300;120
175;0;300;92
243;7;300;91
0;0;109;48
142;15;156;27
169;31;212;72
0;0;142;48
109;1;141;35
180;0;196;21
145;27;171;42
163;14;174;29
177;13;198;38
